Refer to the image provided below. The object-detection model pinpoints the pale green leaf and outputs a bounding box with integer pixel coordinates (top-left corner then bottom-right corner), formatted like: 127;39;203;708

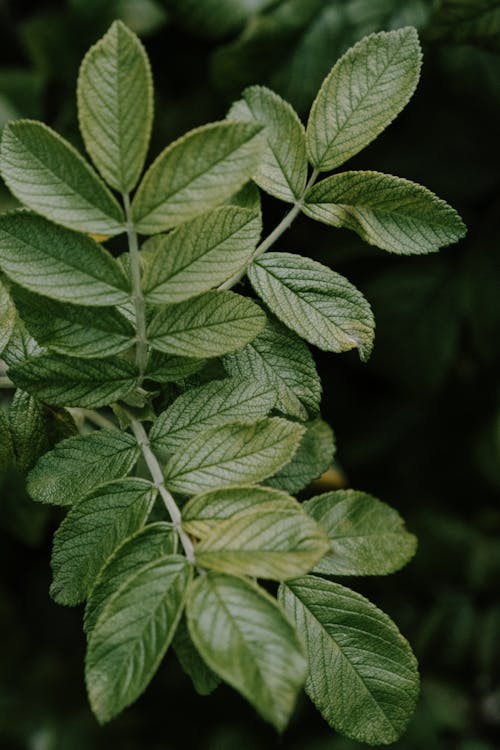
182;484;303;538
27;429;139;506
196;506;329;579
77;20;153;193
145;351;207;383
9;353;138;407
304;171;466;254
0;120;125;234
147;290;266;358
306;28;422;171
165;417;304;495
0;213;130;305
142;207;261;304
50;478;156;605
0;278;15;354
228;85;307;202
173;617;221;696
304;490;417;576
84;522;175;635
186;572;307;731
248;252;374;361
223;316;321;420
266;418;335;493
86;555;191;723
8;390;50;473
131;121;264;234
13;286;134;358
279;576;419;744
149;377;276;453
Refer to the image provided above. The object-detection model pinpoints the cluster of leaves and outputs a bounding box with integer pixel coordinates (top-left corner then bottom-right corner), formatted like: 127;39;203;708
0;18;466;745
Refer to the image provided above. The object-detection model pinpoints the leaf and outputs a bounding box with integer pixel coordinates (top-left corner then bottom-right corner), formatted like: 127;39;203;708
13;286;135;358
27;429;139;506
306;28;422;171
1;318;41;367
196;506;329;580
182;484;304;538
84;522;175;635
279;576;419;744
304;489;417;576
145;351;207;384
77;20;153;193
0;212;130;305
149;377;276;453
0;120;125;234
173;617;221;696
266;418;335;494
165;417;304;495
8;390;50;473
0;408;15;479
86;555;191;723
304;172;466;255
248;253;374;361
169;0;276;39
226;181;261;212
228;85;308;202
223;316;321;420
186;572;307;730
131;121;264;234
147;290;266;358
50;478;156;605
142;207;261;304
0;278;15;354
426;0;500;52
9;353;138;407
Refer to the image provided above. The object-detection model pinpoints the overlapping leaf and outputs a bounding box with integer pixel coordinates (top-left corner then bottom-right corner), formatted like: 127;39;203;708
8;390;50;473
0;278;15;354
266;419;335;493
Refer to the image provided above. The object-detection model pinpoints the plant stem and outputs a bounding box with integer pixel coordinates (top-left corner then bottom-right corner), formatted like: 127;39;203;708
123;193;148;378
68;407;118;431
130;418;195;564
219;167;320;290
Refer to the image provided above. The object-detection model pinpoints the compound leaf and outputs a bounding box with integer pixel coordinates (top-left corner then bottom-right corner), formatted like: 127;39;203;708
186;572;307;731
50;478;156;605
27;429;139;506
165;417;304;495
78;20;153;193
248;252;374;361
279;576;419;744
0;120;125;234
304;172;466;254
306;27;422;171
304;490;417;576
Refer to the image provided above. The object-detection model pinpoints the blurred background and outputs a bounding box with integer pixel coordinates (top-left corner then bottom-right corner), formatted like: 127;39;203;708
0;1;499;748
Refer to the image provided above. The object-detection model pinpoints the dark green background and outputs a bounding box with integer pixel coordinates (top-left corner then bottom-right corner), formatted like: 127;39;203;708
0;1;499;748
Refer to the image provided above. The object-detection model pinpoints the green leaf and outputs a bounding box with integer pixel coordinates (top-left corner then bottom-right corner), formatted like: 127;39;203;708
84;522;175;635
145;351;207;384
279;576;419;744
228;85;307;202
196;506;329;579
27;429;139;506
86;555;191;723
50;478;156;605
149;377;275;453
147;290;266;358
304;172;466;255
186;572;307;731
173;617;221;696
304;490;417;576
306;28;422;171
13;286;135;358
169;0;276;39
266;418;335;494
0;120;125;234
0;408;15;479
165;417;304;495
9;353;138;407
8;390;50;473
426;0;500;52
142;207;261;304
248;252;374;361
77;20;153;193
0;213;130;306
223;316;321;420
131;121;264;234
0;278;15;354
1;317;41;367
182;484;303;538
226;181;261;213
